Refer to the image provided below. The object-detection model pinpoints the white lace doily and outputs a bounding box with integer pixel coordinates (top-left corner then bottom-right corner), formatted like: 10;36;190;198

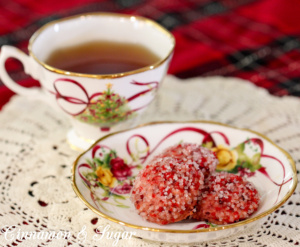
0;75;299;246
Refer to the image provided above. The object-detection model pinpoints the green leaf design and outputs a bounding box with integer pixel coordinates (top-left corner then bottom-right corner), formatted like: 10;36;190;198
110;150;117;158
236;149;262;172
97;181;109;191
207;222;217;227
202;142;213;149
111;193;126;200
247;161;262;172
217;165;240;174
116;204;130;208
241;160;254;170
103;153;112;169
86;159;96;171
85;172;98;181
251;153;261;166
94;157;104;167
101;189;111;198
136;165;143;169
101;150;117;169
235;142;245;154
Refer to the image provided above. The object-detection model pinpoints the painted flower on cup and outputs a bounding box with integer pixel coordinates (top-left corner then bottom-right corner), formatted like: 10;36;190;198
212;145;237;171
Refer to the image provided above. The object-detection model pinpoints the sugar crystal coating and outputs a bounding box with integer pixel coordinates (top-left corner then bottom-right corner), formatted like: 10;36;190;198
154;143;218;178
131;143;260;226
131;155;205;225
193;172;260;224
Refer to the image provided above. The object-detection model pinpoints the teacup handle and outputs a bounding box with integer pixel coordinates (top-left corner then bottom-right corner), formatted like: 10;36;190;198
0;45;42;97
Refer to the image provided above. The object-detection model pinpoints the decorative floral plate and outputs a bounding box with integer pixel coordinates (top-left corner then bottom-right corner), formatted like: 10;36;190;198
72;121;297;243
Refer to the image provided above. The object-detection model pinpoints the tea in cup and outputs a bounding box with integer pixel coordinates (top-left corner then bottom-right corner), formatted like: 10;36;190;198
0;13;175;149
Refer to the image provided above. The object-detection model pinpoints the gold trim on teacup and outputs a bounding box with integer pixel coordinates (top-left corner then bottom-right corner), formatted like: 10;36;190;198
71;120;297;234
28;12;175;79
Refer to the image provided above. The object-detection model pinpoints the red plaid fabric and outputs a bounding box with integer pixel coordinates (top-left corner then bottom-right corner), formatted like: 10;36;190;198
1;0;300;109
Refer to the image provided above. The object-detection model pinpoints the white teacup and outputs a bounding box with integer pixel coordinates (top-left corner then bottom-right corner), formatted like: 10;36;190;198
0;13;175;149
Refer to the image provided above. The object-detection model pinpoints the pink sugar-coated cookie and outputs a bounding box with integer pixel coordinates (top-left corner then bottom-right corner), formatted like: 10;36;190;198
193;172;260;224
131;156;204;225
154;143;219;178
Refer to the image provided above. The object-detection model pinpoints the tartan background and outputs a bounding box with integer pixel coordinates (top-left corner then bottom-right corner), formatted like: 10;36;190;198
1;0;300;109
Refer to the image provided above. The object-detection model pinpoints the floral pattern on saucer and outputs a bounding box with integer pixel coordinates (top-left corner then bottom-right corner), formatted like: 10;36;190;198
77;144;144;211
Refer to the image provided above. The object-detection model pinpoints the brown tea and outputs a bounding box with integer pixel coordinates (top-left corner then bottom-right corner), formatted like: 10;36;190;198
45;41;160;74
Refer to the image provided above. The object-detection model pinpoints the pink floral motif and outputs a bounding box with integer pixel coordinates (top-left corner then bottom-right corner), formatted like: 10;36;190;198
112;183;132;195
110;157;132;181
78;147;134;210
193;223;211;230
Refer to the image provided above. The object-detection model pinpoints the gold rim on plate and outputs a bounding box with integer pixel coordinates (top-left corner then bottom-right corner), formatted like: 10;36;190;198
71;120;297;234
28;12;175;79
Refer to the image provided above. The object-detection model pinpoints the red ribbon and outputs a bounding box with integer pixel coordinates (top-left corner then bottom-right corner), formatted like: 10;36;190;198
244;138;292;204
49;78;159;116
126;126;229;164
